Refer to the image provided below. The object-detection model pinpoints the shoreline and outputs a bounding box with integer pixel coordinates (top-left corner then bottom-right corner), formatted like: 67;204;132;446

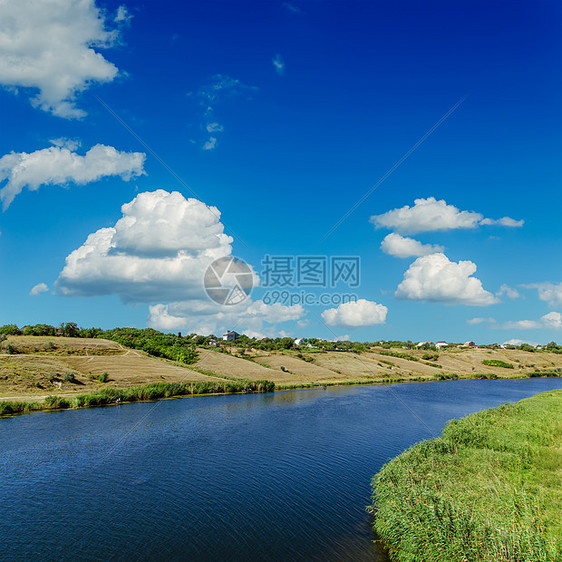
1;372;560;419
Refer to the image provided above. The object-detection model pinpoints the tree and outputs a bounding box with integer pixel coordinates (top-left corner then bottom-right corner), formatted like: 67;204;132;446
0;324;21;335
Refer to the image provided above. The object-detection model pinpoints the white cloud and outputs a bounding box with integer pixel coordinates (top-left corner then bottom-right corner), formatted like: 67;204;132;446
114;5;132;24
272;54;285;75
282;2;301;14
321;299;388;328
480;217;524;228
0;144;146;209
371;197;523;234
501;312;562;330
524;282;562;308
395;253;498;305
467;317;497;325
503;338;539;346
30;282;48;296
380;233;444;258
0;0;122;118
206;122;224;133
202;137;217;151
496;284;521;300
191;74;257;150
148;299;305;336
56;190;238;302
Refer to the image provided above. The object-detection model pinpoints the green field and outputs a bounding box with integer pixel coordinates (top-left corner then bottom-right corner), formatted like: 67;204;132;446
371;390;562;561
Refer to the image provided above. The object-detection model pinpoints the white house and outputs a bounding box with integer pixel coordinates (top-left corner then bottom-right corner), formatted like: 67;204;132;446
435;341;448;349
416;341;434;348
223;330;240;341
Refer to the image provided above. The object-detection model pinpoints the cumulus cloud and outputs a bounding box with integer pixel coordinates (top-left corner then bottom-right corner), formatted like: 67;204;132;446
321;299;388;328
501;312;562;330
395;253;498;305
148;299;305;336
30;282;48;296
272;54;285;75
524;282;562;308
56;190;237;302
0;144;145;210
202;137;217;151
371;197;523;234
380;233;444;258
0;0;122;118
503;338;539;346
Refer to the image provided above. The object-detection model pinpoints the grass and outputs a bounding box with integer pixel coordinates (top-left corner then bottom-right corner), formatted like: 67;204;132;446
0;380;276;417
371;390;562;561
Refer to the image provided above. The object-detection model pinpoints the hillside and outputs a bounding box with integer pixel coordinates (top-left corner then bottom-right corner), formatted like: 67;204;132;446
1;335;561;402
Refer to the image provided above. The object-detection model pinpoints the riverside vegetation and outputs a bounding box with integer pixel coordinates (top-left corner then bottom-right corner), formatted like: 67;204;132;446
1;324;562;417
371;390;562;561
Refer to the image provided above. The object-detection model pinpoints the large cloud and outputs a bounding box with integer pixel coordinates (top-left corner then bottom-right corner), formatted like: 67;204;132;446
321;299;388;327
371;197;523;234
0;0;123;118
56;190;237;302
0;143;145;209
380;233;444;258
395;253;498;305
148;299;305;336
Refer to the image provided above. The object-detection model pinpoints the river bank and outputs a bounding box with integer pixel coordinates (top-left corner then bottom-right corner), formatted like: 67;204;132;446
371;389;561;561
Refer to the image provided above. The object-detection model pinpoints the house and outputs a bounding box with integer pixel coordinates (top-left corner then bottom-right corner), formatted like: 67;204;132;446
435;341;448;349
222;330;240;341
462;341;476;348
294;338;305;346
416;341;434;348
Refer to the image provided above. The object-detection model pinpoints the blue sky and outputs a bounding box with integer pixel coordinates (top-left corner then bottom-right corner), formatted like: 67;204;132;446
0;0;560;343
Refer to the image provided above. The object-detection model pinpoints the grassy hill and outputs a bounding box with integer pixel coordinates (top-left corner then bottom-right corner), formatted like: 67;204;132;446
0;336;561;406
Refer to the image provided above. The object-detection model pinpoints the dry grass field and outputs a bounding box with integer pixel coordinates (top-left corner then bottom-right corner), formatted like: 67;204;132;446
1;336;561;402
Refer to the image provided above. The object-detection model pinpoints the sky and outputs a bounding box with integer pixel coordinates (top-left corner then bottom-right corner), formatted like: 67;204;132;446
0;0;561;344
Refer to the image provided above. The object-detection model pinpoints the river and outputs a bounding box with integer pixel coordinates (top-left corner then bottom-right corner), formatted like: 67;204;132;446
1;378;561;561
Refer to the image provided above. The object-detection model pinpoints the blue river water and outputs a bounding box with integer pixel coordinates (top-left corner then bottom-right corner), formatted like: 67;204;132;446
1;378;561;561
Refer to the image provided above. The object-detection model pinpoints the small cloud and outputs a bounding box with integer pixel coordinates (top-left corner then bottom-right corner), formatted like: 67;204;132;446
272;54;285;75
30;282;49;296
282;2;301;14
503;338;540;347
500;312;562;330
380;233;443;258
206;122;224;133
480;217;524;228
203;137;217;151
523;282;562;308
114;5;133;24
496;284;521;300
467;317;497;325
49;137;81;151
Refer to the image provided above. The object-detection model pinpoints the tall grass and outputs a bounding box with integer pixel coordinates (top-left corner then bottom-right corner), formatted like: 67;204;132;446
0;380;276;417
371;390;562;561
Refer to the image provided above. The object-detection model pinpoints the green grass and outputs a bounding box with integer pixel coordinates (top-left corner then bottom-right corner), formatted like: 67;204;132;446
371;390;562;561
482;359;514;369
0;380;276;417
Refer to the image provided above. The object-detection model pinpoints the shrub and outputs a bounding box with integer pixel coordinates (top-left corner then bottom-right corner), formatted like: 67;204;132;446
482;359;514;369
97;372;109;383
63;372;76;383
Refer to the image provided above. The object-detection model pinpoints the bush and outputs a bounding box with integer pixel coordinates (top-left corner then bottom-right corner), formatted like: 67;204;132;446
63;372;76;383
482;359;514;369
0;324;21;335
97;372;109;383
